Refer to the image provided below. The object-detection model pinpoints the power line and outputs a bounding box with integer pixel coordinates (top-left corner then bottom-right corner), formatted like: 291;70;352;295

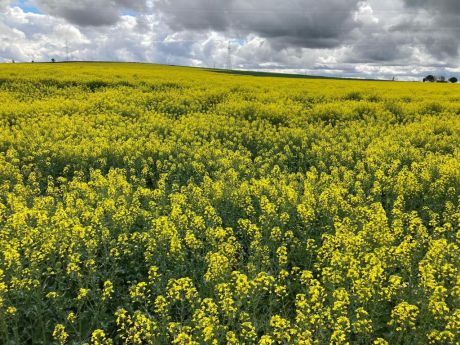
157;7;431;14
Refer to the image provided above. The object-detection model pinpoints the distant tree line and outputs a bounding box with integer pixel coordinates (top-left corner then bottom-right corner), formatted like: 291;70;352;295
423;75;457;83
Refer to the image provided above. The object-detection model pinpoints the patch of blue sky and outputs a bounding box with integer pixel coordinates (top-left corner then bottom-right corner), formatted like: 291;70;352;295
120;9;139;17
17;0;41;13
231;38;247;46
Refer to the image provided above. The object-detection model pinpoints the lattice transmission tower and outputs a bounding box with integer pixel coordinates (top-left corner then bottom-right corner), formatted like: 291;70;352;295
226;41;232;70
65;39;70;61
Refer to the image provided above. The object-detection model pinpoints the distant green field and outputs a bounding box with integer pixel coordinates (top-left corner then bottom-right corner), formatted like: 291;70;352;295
0;63;459;344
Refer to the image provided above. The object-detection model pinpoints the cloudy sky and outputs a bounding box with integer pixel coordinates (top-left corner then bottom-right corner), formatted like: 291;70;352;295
0;0;459;80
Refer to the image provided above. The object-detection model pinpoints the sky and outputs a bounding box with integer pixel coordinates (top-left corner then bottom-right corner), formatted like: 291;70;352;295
0;0;459;80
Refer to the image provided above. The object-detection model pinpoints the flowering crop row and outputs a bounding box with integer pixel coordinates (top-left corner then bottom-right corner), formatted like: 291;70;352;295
0;63;459;344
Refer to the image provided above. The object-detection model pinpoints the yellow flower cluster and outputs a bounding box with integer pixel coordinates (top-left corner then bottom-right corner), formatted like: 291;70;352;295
0;62;459;344
389;302;419;332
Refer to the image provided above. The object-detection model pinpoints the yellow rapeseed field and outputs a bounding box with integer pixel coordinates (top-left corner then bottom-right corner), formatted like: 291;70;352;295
0;63;459;344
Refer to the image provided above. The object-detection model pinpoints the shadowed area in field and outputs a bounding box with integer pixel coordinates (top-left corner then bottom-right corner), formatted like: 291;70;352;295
208;68;380;81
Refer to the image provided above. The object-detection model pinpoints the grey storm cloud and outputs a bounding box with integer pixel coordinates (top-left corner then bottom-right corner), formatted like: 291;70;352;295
348;35;411;63
342;0;460;63
153;0;363;49
34;0;148;26
399;0;460;58
404;0;460;13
